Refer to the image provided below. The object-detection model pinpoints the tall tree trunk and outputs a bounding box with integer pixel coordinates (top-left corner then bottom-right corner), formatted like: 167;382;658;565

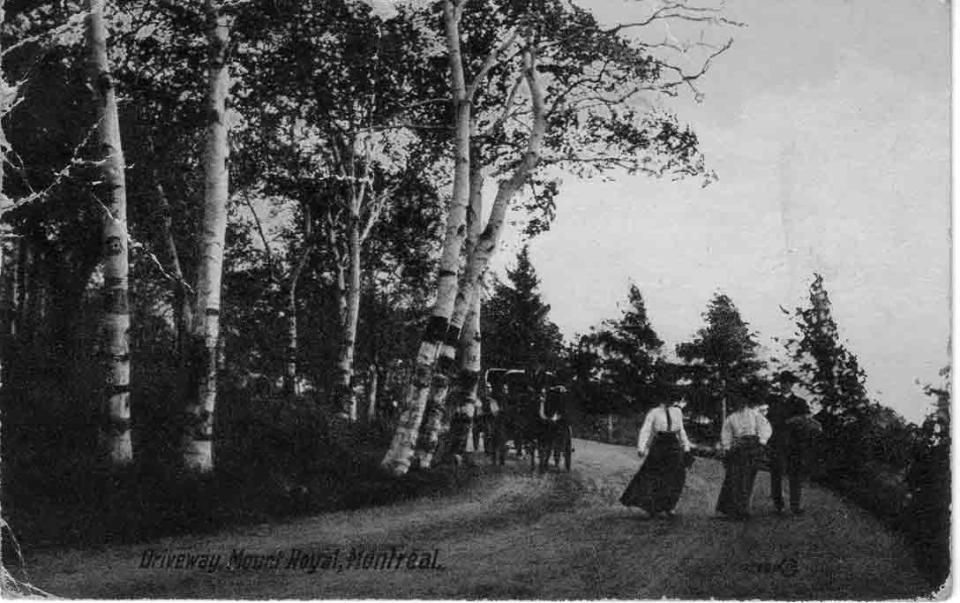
0;0;12;389
414;49;546;468
87;0;132;466
380;0;472;476
454;154;484;455
416;143;484;466
458;292;482;452
366;361;379;422
183;0;231;473
335;203;361;421
284;283;299;396
283;241;313;397
155;178;193;398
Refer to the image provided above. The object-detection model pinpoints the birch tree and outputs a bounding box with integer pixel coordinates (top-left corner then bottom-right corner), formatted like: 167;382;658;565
380;0;518;474
182;0;233;472
447;145;484;452
2;4;138;461
411;43;545;469
283;207;314;396
327;135;399;420
391;0;736;472
232;0;443;411
86;0;132;465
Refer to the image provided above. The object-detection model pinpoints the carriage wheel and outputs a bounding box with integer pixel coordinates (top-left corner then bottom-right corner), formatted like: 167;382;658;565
563;425;573;471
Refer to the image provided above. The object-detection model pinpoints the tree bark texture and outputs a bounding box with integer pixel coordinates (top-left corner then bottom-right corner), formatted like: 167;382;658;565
183;0;231;473
458;149;485;446
455;149;484;417
283;241;313;397
155;179;193;358
414;48;547;467
415;143;484;466
366;362;379;422
87;0;133;466
335;203;361;421
380;0;472;476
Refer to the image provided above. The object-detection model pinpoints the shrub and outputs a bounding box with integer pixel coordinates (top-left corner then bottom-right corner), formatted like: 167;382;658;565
2;362;454;550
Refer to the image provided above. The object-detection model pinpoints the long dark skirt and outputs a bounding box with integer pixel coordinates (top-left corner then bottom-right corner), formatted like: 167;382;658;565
716;436;764;517
620;432;685;514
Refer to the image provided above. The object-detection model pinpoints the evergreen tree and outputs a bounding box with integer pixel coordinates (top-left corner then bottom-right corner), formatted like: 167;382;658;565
676;292;766;426
587;285;666;413
783;274;870;420
905;365;950;586
481;245;563;369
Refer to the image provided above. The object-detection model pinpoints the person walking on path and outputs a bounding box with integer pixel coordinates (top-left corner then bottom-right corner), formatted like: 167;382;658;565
768;371;820;515
780;398;823;514
716;391;772;519
620;399;691;519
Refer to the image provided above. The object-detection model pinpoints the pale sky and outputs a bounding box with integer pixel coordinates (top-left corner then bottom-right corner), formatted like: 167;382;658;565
489;0;951;424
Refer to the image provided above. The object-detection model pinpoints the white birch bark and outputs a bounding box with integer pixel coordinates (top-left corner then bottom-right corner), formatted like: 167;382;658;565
380;0;472;475
335;197;361;421
87;0;132;465
415;144;484;466
455;157;484;442
283;210;314;397
366;362;379;422
414;48;546;467
457;147;484;415
282;246;311;397
183;0;231;473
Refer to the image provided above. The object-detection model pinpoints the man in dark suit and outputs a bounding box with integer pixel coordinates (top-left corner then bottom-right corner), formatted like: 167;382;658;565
767;371;813;515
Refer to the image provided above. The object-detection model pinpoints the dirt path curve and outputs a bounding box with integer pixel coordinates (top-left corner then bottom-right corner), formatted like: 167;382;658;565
23;439;930;599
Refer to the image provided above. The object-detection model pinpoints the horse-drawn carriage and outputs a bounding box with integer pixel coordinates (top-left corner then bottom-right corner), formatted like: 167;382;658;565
478;368;573;471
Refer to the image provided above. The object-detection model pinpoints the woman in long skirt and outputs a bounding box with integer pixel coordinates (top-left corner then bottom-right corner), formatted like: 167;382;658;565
620;400;691;518
716;393;772;519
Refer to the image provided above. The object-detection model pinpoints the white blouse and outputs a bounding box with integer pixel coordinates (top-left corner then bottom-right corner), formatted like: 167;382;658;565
637;405;691;454
720;407;772;451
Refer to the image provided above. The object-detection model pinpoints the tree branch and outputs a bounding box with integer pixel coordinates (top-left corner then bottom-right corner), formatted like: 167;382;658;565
240;190;275;282
465;29;519;101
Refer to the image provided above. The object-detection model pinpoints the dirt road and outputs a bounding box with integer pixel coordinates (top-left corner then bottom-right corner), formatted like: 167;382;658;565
21;439;931;599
